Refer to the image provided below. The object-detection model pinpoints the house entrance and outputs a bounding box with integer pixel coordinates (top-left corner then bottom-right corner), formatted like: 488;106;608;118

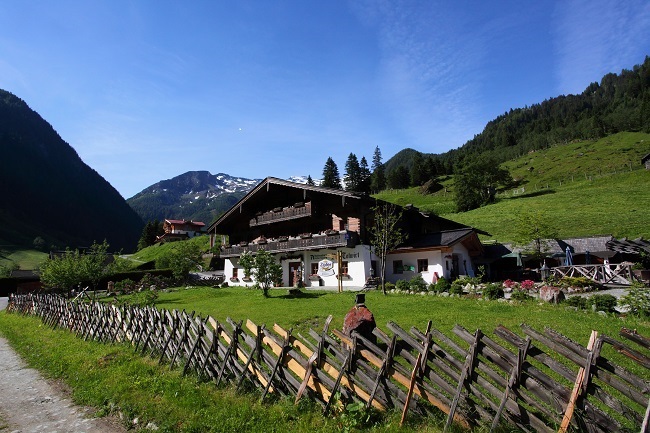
289;262;302;287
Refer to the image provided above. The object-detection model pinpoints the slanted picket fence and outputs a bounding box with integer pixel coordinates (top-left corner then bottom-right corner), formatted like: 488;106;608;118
7;293;650;432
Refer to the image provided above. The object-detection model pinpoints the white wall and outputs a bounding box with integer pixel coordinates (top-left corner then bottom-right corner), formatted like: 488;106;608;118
222;243;475;288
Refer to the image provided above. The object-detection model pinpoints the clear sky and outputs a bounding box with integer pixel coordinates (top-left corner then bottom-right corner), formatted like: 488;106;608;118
1;1;649;199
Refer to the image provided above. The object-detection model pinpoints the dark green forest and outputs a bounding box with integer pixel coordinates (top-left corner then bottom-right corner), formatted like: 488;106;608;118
0;90;144;250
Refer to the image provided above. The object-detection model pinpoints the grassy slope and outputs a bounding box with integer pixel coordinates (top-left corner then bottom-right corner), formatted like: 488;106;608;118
0;247;47;270
375;132;650;242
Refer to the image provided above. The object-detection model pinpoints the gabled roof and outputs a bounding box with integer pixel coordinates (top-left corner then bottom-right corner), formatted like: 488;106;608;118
166;219;205;227
207;177;372;233
393;228;483;256
505;235;617;258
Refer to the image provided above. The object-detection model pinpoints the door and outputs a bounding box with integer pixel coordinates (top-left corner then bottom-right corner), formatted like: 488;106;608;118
289;262;302;287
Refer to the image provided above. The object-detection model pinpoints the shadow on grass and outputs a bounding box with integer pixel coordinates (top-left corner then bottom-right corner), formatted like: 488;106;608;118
503;189;556;200
275;292;326;300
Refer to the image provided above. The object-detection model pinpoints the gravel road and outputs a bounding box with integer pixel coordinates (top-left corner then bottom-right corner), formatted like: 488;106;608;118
0;298;126;433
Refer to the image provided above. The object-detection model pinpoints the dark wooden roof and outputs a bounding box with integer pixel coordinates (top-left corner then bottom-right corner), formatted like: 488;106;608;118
393;228;483;256
606;237;650;254
207;177;373;234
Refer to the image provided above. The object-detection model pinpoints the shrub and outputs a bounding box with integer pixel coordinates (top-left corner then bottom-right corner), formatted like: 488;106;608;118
510;290;533;301
619;285;650;317
520;280;535;290
482;283;504;300
587;294;617;313
114;279;136;294
384;282;396;292
409;275;428;292
434;277;450;293
395;280;410;291
565;296;588;310
559;276;592;288
449;279;464;295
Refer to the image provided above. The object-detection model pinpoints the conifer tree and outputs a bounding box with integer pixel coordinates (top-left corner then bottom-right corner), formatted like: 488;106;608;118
371;146;386;192
321;157;342;189
358;156;371;194
344;153;360;191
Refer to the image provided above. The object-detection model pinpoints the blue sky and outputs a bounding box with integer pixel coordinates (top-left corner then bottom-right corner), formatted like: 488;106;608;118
1;1;649;199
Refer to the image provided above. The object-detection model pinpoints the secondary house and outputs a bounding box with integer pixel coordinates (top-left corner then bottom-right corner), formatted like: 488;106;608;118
207;177;483;288
156;219;206;243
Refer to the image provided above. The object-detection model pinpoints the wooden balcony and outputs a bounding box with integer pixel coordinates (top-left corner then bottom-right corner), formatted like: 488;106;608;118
249;202;312;227
220;230;359;258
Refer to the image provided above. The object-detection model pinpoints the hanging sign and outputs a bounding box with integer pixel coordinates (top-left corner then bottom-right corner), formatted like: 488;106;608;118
317;259;335;277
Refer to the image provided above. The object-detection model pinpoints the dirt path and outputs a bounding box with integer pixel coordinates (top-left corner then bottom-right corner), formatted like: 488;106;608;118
0;298;127;433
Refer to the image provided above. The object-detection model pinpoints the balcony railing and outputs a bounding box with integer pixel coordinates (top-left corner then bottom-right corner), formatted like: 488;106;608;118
220;231;359;258
249;202;312;227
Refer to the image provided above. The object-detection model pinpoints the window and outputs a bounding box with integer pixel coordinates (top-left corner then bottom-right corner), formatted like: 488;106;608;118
311;262;319;275
393;260;403;274
232;267;238;278
341;261;349;275
418;259;428;273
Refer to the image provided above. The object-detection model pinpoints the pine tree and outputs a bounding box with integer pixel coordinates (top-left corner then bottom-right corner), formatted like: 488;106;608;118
371;146;386;192
306;175;315;186
344;153;360;191
321;157;342;189
358;156;371;194
372;146;382;171
410;152;427;186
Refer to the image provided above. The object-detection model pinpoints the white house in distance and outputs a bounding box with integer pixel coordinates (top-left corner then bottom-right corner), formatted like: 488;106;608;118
156;219;206;243
207;177;483;288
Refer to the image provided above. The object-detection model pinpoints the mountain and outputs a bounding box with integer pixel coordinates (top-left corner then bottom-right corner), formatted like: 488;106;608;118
127;171;263;224
0;89;144;251
383;56;650;176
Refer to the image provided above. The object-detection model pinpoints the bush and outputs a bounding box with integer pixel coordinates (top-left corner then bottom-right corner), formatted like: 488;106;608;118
384;282;396;292
434;277;450;293
449;279;464;295
587;294;617;313
395;280;410;291
409;275;427;292
565;296;588;309
114;279;136;294
559;276;592;288
482;283;504;300
619;285;650;317
520;280;535;290
510;290;533;301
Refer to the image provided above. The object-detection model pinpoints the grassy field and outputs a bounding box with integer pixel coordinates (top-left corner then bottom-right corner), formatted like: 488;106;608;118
1;287;648;432
375;132;650;242
0;246;47;270
127;236;212;267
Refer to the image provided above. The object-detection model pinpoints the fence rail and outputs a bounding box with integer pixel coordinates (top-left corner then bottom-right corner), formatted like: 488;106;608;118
7;294;649;432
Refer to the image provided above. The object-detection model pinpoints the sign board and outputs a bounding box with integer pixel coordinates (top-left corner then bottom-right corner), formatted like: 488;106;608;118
317;259;335;277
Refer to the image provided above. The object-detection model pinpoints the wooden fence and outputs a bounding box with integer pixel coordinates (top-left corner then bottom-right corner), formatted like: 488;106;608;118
7;294;650;432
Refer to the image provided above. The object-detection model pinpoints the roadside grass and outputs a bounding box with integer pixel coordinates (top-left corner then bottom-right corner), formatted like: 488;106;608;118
1;288;649;432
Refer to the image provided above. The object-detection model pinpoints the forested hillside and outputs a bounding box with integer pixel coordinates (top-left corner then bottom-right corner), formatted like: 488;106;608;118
0;90;144;251
383;56;650;178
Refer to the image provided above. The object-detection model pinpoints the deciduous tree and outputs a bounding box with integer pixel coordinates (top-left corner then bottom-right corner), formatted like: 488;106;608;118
369;203;405;295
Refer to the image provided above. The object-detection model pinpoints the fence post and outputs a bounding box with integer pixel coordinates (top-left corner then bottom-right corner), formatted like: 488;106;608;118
445;329;482;432
558;330;599;433
490;337;531;432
